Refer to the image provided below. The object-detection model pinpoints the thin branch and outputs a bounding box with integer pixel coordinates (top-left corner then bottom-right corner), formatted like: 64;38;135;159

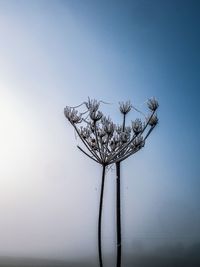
122;114;126;132
77;146;99;164
144;126;155;141
132;106;146;118
111;147;140;164
104;134;111;162
108;110;155;162
94;122;103;161
67;102;86;108
73;123;101;162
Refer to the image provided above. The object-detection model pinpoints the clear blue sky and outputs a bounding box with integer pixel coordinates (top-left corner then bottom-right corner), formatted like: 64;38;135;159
0;0;199;262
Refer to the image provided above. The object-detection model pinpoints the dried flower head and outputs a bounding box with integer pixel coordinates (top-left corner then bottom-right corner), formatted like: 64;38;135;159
80;126;91;139
116;125;123;135
132;119;143;135
132;135;145;149
119;101;132;115
147;97;159;111
98;128;106;138
90;110;103;122
148;114;159;126
86;98;100;112
104;121;115;136
64;107;82;124
119;132;129;143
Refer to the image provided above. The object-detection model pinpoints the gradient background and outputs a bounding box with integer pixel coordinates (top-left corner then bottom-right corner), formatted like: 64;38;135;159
0;0;199;266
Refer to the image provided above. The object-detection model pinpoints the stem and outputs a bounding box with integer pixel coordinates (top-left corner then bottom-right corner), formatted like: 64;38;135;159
77;145;100;164
98;165;106;267
94;121;103;161
116;162;121;267
122;114;126;131
114;112;125;267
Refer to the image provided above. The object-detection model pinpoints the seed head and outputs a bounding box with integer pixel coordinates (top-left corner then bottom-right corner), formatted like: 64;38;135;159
132;119;143;135
119;132;129;143
103;121;115;136
80;126;91;139
119;101;132;115
98;128;106;138
64;107;82;124
147;97;159;111
132;135;145;149
148;114;159;126
86;98;100;112
64;97;159;165
90;110;103;122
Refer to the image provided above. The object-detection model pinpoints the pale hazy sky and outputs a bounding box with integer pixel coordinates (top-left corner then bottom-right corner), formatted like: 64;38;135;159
0;0;199;263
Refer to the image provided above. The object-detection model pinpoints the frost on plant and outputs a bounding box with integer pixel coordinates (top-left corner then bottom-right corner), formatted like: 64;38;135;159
64;97;159;165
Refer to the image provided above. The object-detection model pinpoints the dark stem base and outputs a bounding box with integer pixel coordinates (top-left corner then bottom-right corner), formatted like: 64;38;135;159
116;162;121;267
98;165;106;267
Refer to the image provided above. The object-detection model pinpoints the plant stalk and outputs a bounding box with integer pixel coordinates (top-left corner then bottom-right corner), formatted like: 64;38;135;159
115;113;125;267
98;165;106;267
116;161;121;267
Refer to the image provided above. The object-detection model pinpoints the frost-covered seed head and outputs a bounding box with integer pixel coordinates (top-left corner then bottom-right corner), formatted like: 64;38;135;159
90;110;103;122
120;132;129;143
86;98;100;112
148;114;159;126
147;97;159;111
64;97;159;165
132;136;145;149
104;122;115;136
132;118;143;135
119;101;132;115
80;127;91;139
64;107;82;124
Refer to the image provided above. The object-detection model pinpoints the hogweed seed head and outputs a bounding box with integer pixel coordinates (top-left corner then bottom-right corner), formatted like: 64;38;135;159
132;135;145;149
86;98;100;112
132;119;143;135
90;110;103;122
64;97;159;165
80;126;91;139
119;101;132;115
148;114;159;127
147;97;159;111
119;132;129;143
64;107;82;124
103;121;115;136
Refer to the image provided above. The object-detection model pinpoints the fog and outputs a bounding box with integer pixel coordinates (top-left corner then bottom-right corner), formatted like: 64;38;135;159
0;0;200;266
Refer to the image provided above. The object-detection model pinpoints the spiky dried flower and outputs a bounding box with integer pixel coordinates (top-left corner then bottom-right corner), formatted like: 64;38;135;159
133;135;145;148
64;107;82;124
116;125;123;134
98;128;106;138
148;114;159;126
86;98;100;112
80;126;91;139
124;126;132;134
132;119;143;135
119;101;132;115
147;97;159;111
90;110;103;122
103;121;115;136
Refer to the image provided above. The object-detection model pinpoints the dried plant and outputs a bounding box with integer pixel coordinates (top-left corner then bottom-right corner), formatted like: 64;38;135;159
64;97;159;267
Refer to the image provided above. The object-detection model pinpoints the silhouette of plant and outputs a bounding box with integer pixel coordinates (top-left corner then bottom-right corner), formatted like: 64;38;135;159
64;97;159;267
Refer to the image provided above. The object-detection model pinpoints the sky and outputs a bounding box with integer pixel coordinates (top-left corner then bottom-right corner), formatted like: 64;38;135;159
0;0;200;264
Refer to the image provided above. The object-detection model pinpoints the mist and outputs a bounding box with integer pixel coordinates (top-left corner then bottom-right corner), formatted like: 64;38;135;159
0;0;200;266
